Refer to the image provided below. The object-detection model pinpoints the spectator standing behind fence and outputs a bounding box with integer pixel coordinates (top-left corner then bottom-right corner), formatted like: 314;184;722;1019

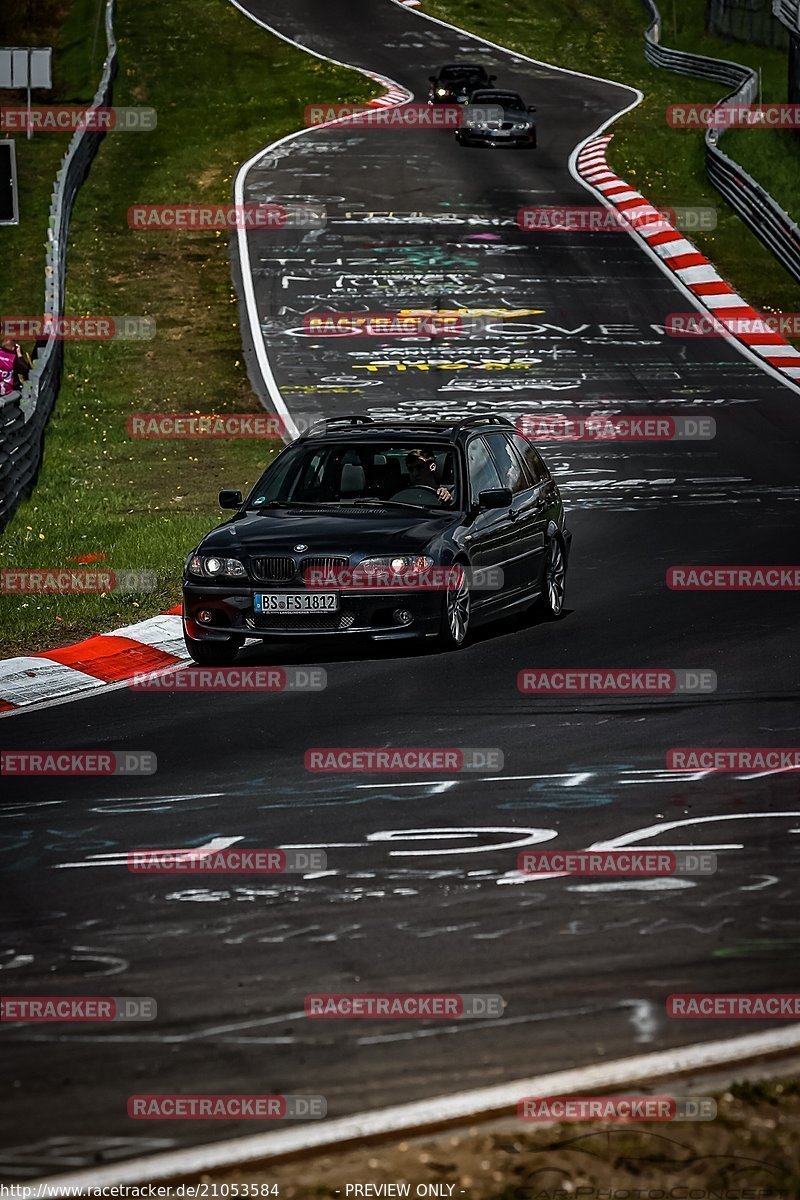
0;338;31;396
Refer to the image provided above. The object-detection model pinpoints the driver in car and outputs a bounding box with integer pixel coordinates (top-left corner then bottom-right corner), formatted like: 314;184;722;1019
405;449;454;505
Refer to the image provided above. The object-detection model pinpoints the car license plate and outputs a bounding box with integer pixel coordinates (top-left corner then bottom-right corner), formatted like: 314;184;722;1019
254;592;339;613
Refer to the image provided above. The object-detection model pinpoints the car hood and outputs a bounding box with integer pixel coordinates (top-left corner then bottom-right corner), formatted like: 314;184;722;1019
199;508;459;557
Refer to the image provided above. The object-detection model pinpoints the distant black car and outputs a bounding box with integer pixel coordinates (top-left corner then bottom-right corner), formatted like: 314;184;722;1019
182;416;571;663
457;88;537;148
428;63;496;105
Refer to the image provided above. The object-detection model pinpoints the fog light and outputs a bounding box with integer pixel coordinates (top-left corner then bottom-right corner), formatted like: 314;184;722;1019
197;609;213;624
393;608;413;626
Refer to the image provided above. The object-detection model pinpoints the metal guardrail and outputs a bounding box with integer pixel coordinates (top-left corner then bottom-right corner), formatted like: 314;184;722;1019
642;0;800;288
0;0;118;533
773;0;800;32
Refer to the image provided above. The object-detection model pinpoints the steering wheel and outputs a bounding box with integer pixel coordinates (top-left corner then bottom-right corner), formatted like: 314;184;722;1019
389;486;440;504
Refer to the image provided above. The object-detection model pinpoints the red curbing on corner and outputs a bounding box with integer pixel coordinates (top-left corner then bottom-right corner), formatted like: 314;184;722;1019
0;605;186;714
575;134;800;386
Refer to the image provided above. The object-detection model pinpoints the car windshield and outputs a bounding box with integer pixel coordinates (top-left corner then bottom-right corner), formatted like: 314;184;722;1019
440;65;484;82
471;91;526;110
248;442;459;510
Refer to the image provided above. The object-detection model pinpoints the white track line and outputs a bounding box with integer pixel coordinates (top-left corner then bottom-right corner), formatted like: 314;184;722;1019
35;1024;800;1189
229;0;412;441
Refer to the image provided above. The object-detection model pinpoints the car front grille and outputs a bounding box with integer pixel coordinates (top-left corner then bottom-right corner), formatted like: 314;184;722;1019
251;556;295;583
251;554;350;584
302;555;348;576
248;610;356;632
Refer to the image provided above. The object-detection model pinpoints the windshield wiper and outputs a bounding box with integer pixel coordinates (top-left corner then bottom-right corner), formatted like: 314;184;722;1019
253;499;337;509
348;498;437;512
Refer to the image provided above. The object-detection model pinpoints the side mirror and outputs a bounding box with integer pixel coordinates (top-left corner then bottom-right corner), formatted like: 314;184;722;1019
528;105;537;113
478;487;512;510
489;74;497;82
218;489;243;510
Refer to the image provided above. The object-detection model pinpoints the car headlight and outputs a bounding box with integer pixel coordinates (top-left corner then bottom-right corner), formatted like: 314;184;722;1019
436;87;447;96
358;555;434;574
188;555;248;579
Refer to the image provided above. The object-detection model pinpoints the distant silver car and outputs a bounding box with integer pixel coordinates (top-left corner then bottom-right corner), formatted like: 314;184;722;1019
456;89;537;148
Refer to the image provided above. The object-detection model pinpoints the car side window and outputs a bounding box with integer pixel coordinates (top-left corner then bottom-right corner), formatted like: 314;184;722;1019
467;437;503;503
483;432;531;495
510;433;548;485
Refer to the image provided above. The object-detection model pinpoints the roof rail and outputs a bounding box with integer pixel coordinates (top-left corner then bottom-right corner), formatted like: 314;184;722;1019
297;414;375;440
449;415;515;439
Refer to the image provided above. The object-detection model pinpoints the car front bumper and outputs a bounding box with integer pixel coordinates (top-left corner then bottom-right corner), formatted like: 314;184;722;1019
182;583;443;642
456;130;536;147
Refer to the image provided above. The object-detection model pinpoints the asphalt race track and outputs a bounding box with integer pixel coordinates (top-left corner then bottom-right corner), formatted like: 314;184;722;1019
2;0;800;1180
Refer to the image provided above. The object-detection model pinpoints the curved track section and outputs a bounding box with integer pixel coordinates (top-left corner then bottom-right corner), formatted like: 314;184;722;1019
1;0;799;1181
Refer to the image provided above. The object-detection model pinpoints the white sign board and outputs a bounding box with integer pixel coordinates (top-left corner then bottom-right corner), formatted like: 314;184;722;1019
0;47;53;89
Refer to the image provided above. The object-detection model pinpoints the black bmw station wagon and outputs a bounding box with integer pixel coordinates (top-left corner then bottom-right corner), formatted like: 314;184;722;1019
182;416;571;663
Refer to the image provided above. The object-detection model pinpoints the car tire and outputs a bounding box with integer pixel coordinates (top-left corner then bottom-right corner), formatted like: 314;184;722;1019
438;564;471;649
535;536;567;619
183;631;241;665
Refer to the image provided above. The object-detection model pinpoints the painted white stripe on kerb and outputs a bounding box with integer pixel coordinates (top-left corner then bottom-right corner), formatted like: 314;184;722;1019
36;1024;800;1191
702;291;745;308
582;169;616;183
109;614;186;656
753;344;800;360
673;264;724;285
620;206;659;227
0;656;104;705
635;220;674;238
653;237;697;260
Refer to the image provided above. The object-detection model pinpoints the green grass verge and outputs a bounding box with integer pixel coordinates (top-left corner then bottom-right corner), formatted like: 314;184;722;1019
423;0;800;322
0;0;102;320
0;0;376;656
